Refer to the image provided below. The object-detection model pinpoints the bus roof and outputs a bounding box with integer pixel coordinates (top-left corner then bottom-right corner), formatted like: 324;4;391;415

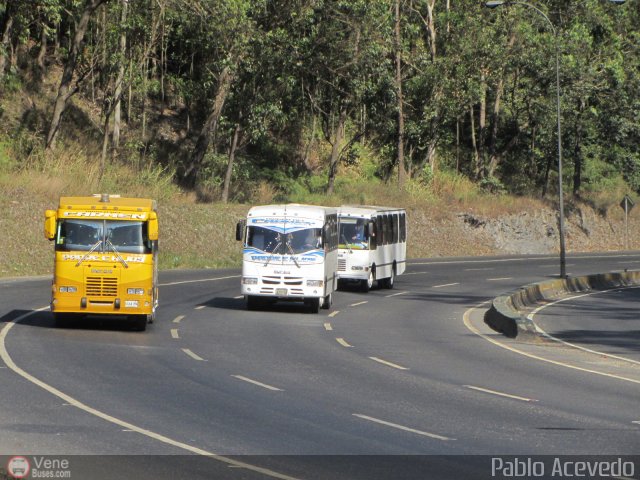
338;205;405;217
247;204;337;220
58;194;156;212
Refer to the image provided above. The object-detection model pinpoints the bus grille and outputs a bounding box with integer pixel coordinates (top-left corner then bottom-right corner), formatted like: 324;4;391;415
338;259;347;272
86;276;118;297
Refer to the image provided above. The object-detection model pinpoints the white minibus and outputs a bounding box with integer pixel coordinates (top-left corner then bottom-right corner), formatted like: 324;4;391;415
337;206;407;292
236;204;339;312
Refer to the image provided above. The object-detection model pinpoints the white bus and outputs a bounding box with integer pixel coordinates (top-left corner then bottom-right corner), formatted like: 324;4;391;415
337;206;407;292
236;204;339;312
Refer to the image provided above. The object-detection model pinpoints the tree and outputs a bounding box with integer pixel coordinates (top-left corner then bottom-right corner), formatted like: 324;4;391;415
46;0;110;151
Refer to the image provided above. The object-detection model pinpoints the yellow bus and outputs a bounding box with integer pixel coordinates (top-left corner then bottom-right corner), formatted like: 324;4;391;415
44;194;159;331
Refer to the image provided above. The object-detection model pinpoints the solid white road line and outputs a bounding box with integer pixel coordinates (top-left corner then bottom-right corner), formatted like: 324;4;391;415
464;385;538;403
336;338;353;348
231;375;283;392
172;315;185;324
182;349;206;361
352;414;454;441
463;304;640;386
0;309;299;480
527;287;640;367
487;277;512;281
369;357;408;370
170;329;180;339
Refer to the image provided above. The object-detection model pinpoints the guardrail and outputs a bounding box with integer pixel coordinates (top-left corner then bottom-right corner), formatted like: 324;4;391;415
484;270;640;339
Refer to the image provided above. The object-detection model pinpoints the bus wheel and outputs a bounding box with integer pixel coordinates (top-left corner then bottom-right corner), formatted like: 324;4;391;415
362;269;374;292
131;315;147;332
54;313;74;328
247;295;261;311
383;267;395;289
321;292;332;310
306;298;320;313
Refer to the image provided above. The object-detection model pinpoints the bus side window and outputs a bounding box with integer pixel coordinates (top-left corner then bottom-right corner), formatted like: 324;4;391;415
393;214;399;243
375;216;383;246
368;221;377;250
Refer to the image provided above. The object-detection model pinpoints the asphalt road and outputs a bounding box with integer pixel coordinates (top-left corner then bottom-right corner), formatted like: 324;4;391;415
531;285;640;362
1;253;639;479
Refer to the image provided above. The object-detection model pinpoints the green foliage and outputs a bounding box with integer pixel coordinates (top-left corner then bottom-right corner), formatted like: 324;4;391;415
0;0;637;202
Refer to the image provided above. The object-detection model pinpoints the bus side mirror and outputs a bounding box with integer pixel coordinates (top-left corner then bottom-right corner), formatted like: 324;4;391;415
148;212;159;241
236;220;246;241
44;210;57;240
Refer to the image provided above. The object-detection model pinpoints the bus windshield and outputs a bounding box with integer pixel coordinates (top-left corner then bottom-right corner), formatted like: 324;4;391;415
339;218;368;250
55;219;151;254
247;226;323;255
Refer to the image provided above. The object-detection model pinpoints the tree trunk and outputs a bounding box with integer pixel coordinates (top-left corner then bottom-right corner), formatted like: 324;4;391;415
222;123;241;203
112;0;128;158
183;64;235;187
0;8;14;79
301;115;317;173
477;71;487;179
470;105;480;178
487;33;515;178
36;21;47;79
100;104;112;180
46;0;108;151
395;0;407;188
573;100;585;196
326;108;347;195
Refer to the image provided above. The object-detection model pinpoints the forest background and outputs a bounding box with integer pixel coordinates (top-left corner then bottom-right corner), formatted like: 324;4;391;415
0;0;639;277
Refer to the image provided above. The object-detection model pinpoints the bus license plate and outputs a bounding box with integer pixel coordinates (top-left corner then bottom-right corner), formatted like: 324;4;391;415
276;288;287;296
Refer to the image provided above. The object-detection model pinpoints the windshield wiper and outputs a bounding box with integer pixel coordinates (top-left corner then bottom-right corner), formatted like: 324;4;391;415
263;238;282;267
341;234;353;253
106;239;129;268
75;240;103;267
285;240;301;269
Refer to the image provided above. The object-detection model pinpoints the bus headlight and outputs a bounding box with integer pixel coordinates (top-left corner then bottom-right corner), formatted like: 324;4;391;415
242;277;258;285
127;288;145;295
59;286;77;293
307;280;324;287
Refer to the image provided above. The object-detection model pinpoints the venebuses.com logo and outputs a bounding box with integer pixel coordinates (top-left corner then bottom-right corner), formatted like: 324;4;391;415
7;456;30;479
5;456;72;479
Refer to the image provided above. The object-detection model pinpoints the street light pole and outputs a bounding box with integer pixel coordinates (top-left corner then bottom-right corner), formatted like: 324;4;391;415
485;1;566;278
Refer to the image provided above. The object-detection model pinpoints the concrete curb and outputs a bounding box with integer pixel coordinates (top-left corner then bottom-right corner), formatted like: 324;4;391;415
484;270;640;339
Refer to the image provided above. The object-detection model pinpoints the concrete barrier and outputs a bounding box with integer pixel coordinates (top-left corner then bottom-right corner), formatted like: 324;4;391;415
484;270;640;339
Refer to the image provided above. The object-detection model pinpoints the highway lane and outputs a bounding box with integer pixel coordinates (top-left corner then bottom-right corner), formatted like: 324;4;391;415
1;254;640;479
529;286;640;362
